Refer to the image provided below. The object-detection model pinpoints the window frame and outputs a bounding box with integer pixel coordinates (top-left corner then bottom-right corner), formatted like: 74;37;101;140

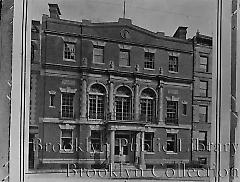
60;129;74;153
63;42;76;61
119;49;130;67
198;131;207;151
166;133;178;153
166;100;178;124
199;105;208;122
93;45;104;64
89;93;105;120
144;52;155;69
199;56;208;72
61;92;75;119
144;132;154;152
199;80;208;97
168;55;179;73
90;130;103;152
182;103;187;115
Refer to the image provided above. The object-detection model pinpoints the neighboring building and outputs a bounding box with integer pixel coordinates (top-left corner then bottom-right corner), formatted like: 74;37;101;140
29;4;194;169
192;32;212;168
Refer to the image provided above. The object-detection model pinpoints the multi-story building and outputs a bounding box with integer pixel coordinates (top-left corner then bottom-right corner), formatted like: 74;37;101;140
192;32;212;167
29;4;194;169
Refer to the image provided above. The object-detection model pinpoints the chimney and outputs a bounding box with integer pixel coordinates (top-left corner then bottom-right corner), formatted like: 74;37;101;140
118;18;132;25
48;4;61;19
173;26;188;40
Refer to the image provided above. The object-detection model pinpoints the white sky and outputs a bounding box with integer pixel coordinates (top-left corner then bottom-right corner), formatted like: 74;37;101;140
29;0;216;38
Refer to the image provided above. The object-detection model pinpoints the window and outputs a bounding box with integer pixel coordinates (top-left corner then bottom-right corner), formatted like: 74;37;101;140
93;46;104;63
91;130;102;152
198;131;207;151
200;56;208;72
144;132;154;152
89;84;105;119
166;101;178;124
198;157;207;165
183;103;187;115
140;89;156;122
169;56;178;72
166;133;177;152
61;93;74;118
119;49;130;66
199;105;208;122
60;129;73;152
144;52;154;69
31;44;34;62
49;94;55;107
115;86;132;120
199;80;208;97
64;43;75;60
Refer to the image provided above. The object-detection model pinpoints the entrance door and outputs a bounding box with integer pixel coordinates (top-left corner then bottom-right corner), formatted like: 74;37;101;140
115;133;130;163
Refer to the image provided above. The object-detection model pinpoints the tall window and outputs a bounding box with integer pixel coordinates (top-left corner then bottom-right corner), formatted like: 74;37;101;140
64;43;75;60
119;49;130;66
60;129;73;152
115;86;132;120
61;93;74;118
89;84;105;119
166;133;177;152
198;131;207;151
144;132;154;152
169;56;178;72
199;80;208;97
199;56;208;72
166;101;178;124
49;93;55;107
144;52;154;69
90;130;102;152
140;89;155;122
93;46;104;63
199;105;208;122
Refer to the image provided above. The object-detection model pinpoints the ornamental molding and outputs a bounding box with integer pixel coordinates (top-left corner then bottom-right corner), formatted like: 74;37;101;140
60;87;77;93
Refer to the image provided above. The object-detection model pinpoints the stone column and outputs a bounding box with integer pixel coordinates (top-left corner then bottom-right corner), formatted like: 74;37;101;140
110;130;115;167
134;83;140;121
109;81;114;120
80;78;87;120
158;82;164;123
135;132;141;165
139;131;145;168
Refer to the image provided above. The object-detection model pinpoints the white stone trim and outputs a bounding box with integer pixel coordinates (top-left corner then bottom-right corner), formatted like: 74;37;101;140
91;40;106;47
62;36;78;43
118;44;132;50
59;124;76;130
166;96;179;101
48;90;56;95
60;87;77;93
168;51;180;57
144;47;156;53
166;129;179;133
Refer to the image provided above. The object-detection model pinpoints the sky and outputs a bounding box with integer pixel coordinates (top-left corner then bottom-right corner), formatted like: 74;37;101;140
29;0;216;38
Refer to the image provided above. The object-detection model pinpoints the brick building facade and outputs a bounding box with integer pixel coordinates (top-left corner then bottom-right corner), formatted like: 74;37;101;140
29;4;213;170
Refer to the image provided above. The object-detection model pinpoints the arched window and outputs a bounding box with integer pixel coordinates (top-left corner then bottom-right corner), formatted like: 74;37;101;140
115;86;132;120
89;84;106;119
140;88;156;122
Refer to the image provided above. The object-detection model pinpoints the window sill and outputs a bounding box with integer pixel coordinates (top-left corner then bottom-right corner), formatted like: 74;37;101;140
63;58;76;62
89;151;104;154
143;68;155;71
166;151;178;155
119;65;131;68
49;106;55;109
168;70;178;74
59;150;74;154
145;151;155;154
93;62;105;65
